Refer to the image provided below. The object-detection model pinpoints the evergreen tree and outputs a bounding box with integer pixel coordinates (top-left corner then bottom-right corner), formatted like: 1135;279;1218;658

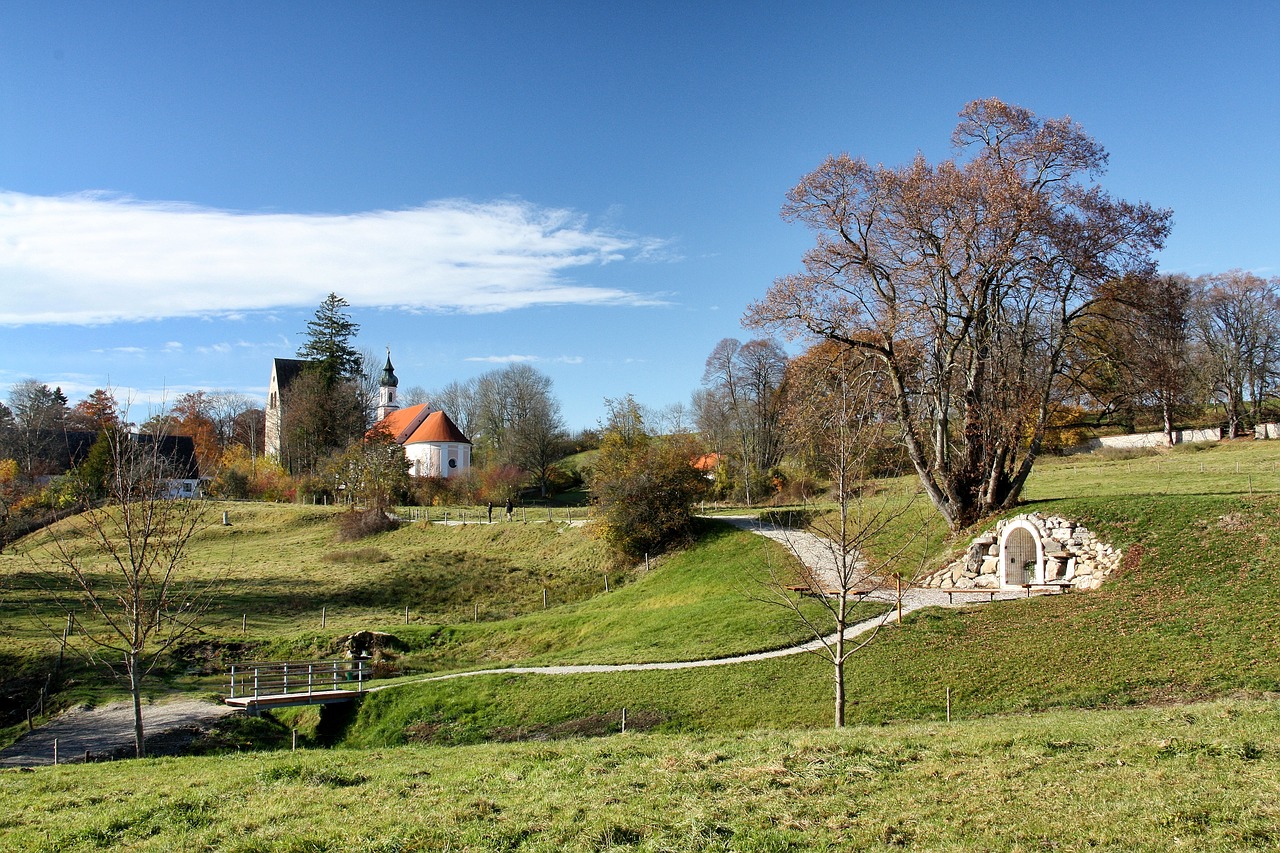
297;293;362;389
285;294;368;473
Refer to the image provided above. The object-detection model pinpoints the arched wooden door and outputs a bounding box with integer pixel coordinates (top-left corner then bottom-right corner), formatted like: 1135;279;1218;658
1002;526;1039;587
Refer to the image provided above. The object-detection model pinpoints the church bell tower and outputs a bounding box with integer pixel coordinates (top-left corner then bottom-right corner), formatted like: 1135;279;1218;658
376;350;399;421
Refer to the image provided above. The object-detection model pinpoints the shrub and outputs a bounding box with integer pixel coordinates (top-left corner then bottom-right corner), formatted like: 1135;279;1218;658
321;547;393;563
335;508;400;542
1171;440;1217;454
591;398;707;560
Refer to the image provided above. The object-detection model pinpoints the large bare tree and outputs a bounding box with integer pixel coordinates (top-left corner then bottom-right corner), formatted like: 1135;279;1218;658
748;98;1171;529
699;337;788;505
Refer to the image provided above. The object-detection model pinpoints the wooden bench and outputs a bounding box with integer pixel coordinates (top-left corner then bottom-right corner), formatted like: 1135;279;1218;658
785;585;874;598
943;589;998;604
1021;581;1073;597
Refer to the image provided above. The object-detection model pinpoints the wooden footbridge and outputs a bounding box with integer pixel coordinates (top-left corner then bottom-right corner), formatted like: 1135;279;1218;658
224;659;371;714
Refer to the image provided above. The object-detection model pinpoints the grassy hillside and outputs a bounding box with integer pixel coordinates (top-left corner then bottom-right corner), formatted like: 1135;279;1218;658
348;440;1280;744
4;699;1279;851
1;504;845;735
4;441;1280;849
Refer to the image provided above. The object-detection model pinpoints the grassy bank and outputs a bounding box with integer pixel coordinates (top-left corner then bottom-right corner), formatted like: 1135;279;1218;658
1;507;841;731
4;699;1280;851
349;440;1280;744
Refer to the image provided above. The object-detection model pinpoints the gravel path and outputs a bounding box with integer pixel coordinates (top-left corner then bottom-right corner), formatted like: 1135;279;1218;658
0;699;235;767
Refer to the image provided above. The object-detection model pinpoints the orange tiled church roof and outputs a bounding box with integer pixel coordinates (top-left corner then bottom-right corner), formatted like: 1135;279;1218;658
369;404;471;446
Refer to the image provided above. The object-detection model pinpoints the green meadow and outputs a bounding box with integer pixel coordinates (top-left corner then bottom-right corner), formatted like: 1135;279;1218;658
3;438;1280;849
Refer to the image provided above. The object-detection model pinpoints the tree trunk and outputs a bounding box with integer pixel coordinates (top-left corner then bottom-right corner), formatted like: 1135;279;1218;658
834;656;845;728
129;653;145;759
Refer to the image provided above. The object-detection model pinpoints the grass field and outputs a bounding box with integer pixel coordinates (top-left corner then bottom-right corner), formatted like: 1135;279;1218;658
4;438;1280;848
3;699;1279;851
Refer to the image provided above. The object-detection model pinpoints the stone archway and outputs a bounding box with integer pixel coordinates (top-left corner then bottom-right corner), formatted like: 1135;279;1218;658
1000;520;1043;588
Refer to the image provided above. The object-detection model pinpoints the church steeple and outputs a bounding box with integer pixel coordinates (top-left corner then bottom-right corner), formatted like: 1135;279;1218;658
376;349;399;421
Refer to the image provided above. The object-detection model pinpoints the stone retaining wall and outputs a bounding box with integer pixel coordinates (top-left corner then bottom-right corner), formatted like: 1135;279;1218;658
1074;427;1222;452
920;512;1121;591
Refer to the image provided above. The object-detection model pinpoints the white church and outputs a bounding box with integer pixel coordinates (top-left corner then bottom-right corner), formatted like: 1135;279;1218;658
266;352;472;478
367;353;472;478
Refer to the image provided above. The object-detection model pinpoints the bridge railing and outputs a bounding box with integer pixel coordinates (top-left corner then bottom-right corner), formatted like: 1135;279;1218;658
228;659;370;700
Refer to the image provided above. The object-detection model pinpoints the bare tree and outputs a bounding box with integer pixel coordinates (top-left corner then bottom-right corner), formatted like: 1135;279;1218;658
399;385;431;408
426;379;478;438
1192;270;1280;436
508;392;568;497
1129;275;1198;444
206;391;257;451
700;338;788;505
36;425;217;758
756;346;922;726
645;401;696;437
748;98;1171;529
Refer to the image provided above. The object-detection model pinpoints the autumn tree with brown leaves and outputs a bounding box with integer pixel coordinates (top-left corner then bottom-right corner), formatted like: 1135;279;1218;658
1076;274;1197;446
748;98;1172;530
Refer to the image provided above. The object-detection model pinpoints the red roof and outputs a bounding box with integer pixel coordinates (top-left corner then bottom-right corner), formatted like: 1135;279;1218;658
406;410;470;445
368;404;470;446
691;453;721;472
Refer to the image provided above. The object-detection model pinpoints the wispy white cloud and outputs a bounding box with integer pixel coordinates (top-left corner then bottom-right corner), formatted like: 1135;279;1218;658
464;354;585;365
466;354;541;364
0;192;669;325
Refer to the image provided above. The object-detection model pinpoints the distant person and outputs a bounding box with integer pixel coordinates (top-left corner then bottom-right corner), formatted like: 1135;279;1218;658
505;498;514;522
486;501;493;523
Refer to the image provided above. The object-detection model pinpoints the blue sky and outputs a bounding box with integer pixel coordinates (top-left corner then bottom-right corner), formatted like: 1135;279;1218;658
1;2;1277;430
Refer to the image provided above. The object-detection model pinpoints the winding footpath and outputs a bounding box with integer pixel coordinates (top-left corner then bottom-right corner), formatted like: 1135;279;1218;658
367;516;1020;692
1;516;1016;765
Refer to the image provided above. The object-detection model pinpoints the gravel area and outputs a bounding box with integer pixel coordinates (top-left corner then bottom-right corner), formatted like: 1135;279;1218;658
0;699;236;767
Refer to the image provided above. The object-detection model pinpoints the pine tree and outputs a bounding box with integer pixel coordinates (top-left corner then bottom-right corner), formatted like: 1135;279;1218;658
297;293;362;389
286;294;367;473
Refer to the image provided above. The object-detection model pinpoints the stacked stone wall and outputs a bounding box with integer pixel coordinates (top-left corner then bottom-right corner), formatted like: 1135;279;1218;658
920;512;1121;591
